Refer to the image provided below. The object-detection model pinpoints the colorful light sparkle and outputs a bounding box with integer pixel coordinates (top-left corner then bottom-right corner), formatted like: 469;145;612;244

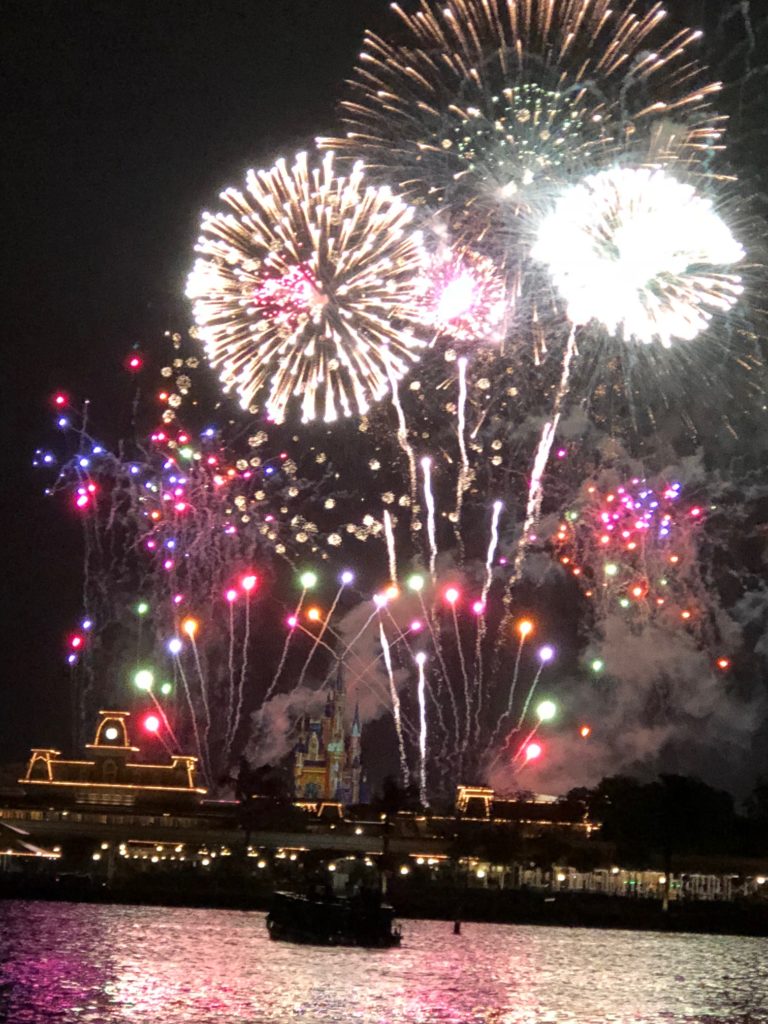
181;617;199;638
536;699;557;722
134;669;154;691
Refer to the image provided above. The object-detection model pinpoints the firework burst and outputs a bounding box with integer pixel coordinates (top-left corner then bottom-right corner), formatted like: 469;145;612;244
322;0;724;253
187;151;427;424
421;247;509;345
533;167;745;347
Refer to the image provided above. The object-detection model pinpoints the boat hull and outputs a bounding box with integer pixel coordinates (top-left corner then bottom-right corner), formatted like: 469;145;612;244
266;891;402;948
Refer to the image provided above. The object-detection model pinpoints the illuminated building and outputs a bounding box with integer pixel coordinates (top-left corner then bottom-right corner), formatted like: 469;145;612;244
455;785;495;818
453;785;592;833
19;710;205;808
293;670;363;804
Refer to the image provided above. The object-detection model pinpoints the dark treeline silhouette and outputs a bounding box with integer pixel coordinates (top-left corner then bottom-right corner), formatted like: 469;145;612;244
568;774;768;864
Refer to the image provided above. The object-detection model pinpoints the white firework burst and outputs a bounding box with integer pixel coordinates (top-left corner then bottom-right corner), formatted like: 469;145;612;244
532;166;744;347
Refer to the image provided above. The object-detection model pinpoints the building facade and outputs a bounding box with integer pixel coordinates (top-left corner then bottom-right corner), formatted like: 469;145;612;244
293;671;363;804
19;710;205;808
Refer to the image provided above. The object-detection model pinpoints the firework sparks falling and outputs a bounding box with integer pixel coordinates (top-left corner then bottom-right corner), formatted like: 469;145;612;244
550;473;718;645
533;167;745;347
187;151;427;424
44;376;564;799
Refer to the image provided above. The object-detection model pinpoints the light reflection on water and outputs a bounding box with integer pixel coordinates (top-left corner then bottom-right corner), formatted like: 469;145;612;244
1;900;767;1023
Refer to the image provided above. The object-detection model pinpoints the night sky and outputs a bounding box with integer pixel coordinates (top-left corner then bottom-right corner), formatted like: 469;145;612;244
2;0;394;761
2;1;766;785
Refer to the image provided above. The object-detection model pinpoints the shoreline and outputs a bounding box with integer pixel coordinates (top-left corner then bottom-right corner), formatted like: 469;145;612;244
3;879;768;938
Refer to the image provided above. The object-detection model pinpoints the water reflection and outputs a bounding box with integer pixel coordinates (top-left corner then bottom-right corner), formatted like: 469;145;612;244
1;901;767;1023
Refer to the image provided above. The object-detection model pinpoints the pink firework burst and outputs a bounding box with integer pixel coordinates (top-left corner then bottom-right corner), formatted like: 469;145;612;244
425;249;508;345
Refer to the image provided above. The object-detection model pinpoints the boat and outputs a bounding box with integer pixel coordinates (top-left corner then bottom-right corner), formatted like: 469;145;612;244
266;890;402;947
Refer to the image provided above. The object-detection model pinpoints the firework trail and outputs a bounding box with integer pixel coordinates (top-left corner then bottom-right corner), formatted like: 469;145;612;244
224;594;237;758
383;604;451;748
415;652;429;806
172;648;208;783
184;624;213;778
380;622;410;785
482;500;503;610
147;687;182;753
474;499;503;737
454;356;470;553
507;620;533;713
415;586;461;747
388;370;419;533
421;457;438;580
513;723;542;766
509;325;578;589
263;588;308;706
297;583;345;690
447;594;472;751
383;509;398;582
232;590;254;760
516;663;545;728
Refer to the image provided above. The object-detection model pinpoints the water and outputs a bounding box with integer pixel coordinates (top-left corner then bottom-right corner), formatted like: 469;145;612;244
1;900;767;1023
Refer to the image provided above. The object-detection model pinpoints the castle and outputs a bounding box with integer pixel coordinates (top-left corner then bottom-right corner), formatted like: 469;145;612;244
293;669;363;804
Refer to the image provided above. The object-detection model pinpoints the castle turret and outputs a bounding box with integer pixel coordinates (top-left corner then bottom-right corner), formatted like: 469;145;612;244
293;715;308;795
349;701;362;804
